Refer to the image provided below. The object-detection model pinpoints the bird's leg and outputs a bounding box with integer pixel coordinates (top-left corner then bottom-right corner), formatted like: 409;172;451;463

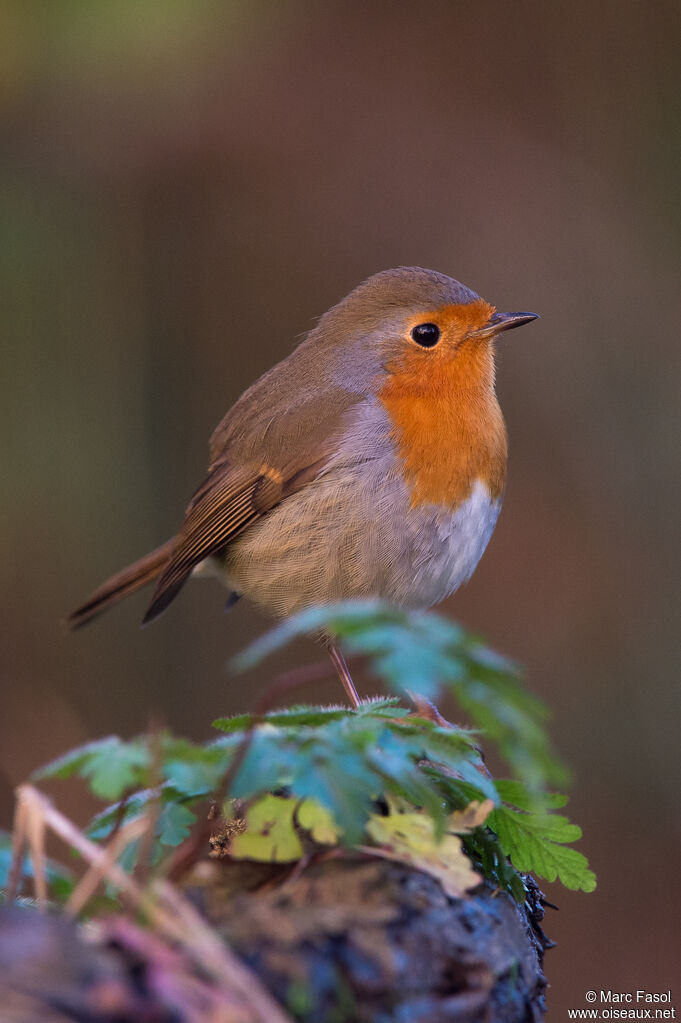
322;635;361;708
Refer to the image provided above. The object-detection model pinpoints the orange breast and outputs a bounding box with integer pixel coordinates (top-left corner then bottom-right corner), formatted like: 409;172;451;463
379;312;508;509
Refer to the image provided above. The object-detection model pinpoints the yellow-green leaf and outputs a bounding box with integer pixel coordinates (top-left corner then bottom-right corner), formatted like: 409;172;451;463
363;799;493;898
229;795;302;862
297;799;341;844
228;795;341;863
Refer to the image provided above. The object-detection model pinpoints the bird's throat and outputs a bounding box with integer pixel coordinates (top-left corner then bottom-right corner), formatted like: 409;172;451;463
379;340;508;509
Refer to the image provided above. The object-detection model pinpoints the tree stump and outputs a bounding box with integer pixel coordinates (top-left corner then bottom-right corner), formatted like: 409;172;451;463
192;855;551;1022
0;855;551;1022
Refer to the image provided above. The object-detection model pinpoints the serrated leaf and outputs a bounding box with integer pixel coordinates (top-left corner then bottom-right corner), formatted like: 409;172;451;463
83;739;150;800
233;599;567;791
157;803;196;846
495;779;568;811
488;805;596;892
356;698;409;717
461;828;529;903
465;641;521;677
33;736;123;782
214;706;351;733
437;757;500;806
290;754;374;844
213;698;407;735
35;602;592;900
234;599;417;670
163;757;224;796
229;729;297;798
36;736;151;801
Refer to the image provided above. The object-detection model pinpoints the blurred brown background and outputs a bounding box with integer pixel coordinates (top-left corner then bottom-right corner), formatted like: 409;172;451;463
2;0;680;1013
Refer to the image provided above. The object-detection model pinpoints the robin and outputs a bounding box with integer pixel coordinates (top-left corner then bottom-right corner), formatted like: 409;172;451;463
68;267;538;706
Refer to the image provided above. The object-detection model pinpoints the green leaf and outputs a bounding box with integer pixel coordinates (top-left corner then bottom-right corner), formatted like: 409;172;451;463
356;697;410;717
488;804;596;892
233;599;568;791
494;778;568;811
229;730;297;798
34;736;121;781
117;838;140;876
289;752;374;844
461;828;528;903
86;788;159;841
35;736;150;800
232;600;401;670
162;739;233;796
87;790;197;850
157;803;196;847
213;706;352;732
33;603;593;900
82;739;150;800
213;698;406;735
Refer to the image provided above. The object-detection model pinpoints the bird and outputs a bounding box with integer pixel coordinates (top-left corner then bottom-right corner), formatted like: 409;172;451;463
68;267;538;706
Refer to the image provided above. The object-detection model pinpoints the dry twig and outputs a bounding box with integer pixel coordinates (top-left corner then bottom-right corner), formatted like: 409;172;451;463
7;785;293;1023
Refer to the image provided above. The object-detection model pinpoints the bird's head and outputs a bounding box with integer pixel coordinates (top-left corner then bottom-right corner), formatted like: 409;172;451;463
312;266;538;395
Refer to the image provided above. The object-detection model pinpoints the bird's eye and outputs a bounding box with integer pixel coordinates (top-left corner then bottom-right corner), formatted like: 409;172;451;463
410;322;440;348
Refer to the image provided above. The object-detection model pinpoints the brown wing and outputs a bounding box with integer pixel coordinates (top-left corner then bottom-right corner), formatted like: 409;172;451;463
144;376;363;624
142;460;288;623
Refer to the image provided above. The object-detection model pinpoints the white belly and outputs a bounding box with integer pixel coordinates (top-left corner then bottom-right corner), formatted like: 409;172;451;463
211;399;502;617
401;478;502;607
219;470;501;618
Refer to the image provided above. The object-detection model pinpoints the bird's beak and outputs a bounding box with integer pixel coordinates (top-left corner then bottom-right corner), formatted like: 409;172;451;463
468;310;540;340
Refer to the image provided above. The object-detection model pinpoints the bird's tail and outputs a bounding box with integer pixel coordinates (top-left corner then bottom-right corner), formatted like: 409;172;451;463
66;539;175;629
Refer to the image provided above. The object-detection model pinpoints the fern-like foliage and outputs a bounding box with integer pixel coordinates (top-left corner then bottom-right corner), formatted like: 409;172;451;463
237;600;567;789
33;603;595;899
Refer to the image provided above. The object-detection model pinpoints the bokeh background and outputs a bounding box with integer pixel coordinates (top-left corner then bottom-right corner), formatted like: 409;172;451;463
2;0;680;1013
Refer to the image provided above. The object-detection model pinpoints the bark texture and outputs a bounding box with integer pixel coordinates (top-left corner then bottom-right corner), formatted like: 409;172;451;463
0;856;552;1022
194;856;551;1022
